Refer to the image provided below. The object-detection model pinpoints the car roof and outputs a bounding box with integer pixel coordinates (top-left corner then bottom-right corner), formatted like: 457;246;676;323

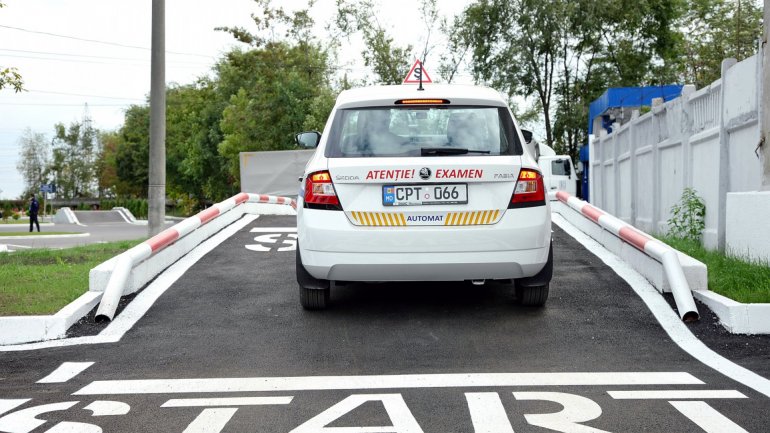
335;84;509;109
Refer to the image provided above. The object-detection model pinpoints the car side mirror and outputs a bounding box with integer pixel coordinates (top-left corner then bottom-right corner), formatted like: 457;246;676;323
296;131;321;148
521;129;533;144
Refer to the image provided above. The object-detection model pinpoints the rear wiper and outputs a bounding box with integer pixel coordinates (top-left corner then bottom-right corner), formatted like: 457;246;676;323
420;147;491;156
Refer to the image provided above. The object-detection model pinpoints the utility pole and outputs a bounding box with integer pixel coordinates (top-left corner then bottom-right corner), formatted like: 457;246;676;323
762;0;770;189
148;0;166;236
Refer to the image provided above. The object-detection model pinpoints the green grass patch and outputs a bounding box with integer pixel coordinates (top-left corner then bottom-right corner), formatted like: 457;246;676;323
0;232;78;237
0;239;144;316
659;236;770;303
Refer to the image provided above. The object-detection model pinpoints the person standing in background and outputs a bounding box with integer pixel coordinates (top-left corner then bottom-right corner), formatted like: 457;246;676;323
29;195;40;232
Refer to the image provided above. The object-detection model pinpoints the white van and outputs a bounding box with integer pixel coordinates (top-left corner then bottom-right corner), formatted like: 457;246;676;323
539;155;577;198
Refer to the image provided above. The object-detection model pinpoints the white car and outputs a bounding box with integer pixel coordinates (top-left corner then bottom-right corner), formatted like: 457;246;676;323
295;84;552;309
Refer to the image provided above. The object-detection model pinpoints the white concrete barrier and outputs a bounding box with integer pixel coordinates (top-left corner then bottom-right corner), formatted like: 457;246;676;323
93;193;297;321
553;191;700;321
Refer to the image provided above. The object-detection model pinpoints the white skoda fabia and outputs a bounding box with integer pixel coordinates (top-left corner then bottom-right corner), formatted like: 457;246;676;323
295;84;552;309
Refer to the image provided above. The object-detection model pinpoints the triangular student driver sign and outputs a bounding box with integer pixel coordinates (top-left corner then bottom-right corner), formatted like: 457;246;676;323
403;60;433;84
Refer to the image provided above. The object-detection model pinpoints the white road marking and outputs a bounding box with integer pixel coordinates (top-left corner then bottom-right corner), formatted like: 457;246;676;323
37;362;94;383
0;215;259;352
608;390;747;399
83;401;130;416
465;393;515;433
289;394;424;433
513;392;610;433
0;401;78;433
0;400;30;417
44;421;102;432
246;233;297;252
670;401;750;433
182;408;237;433
73;372;703;395
552;213;770;399
162;397;293;407
249;227;297;233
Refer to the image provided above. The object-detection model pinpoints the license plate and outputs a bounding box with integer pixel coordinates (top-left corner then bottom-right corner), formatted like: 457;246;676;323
382;184;468;206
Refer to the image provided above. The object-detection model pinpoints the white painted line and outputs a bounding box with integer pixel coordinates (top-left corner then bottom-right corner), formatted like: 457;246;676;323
182;408;237;433
249;227;297;233
553;213;770;399
162;397;293;407
0;399;30;416
83;400;131;416
465;393;514;433
37;362;94;383
74;372;703;395
0;214;259;352
0;233;90;240
670;401;750;433
608;390;747;399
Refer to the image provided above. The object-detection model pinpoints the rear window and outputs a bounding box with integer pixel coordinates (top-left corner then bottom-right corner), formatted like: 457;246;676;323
325;106;523;158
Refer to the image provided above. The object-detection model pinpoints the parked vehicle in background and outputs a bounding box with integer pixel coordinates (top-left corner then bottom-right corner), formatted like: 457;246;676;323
539;155;577;198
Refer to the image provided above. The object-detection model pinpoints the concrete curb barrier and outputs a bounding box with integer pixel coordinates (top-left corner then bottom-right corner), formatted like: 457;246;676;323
53;207;79;225
94;193;297;321
553;192;770;334
553;191;699;321
0;292;102;345
0;194;296;345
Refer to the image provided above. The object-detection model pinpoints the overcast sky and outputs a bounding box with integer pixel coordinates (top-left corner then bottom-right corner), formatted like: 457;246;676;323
0;0;474;199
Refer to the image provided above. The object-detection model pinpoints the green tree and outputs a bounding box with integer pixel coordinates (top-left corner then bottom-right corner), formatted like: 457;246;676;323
0;2;23;92
16;129;50;198
114;105;150;197
49;114;100;199
675;0;762;88
335;0;413;84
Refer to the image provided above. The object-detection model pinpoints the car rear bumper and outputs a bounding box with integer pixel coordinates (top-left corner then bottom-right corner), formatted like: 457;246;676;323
298;207;551;281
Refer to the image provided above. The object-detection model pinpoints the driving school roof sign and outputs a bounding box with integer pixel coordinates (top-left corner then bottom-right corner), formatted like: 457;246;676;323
403;60;433;84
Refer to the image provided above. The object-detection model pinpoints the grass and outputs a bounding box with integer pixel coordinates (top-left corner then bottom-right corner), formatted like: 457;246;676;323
0;232;78;237
0;239;144;316
659;236;770;304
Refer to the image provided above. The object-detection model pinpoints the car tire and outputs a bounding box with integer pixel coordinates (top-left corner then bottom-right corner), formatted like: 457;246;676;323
296;246;331;310
516;283;549;306
299;285;330;310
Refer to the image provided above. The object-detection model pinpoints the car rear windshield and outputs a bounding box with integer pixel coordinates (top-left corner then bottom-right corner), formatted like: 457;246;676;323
324;105;523;158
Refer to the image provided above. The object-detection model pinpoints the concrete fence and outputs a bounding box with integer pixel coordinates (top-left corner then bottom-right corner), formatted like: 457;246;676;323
590;54;764;251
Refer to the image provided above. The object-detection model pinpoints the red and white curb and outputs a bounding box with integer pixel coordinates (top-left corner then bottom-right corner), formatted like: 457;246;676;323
555;191;699;322
94;193;296;322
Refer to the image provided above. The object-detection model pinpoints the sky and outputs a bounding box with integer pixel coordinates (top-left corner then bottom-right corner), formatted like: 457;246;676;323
0;0;475;199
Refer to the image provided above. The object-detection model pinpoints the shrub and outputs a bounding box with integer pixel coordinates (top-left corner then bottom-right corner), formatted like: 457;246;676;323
667;187;706;242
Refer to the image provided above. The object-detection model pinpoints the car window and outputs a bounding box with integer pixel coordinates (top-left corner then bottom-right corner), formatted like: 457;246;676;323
325;106;522;157
551;160;569;176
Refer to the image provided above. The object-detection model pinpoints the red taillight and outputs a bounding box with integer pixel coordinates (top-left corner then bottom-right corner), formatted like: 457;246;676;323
509;169;545;208
304;170;340;208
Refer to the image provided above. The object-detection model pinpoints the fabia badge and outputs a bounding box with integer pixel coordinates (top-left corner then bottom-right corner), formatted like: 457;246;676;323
419;167;432;180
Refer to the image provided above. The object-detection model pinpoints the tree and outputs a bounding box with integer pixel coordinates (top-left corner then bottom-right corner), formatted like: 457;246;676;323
50;115;100;199
0;2;23;92
335;0;413;84
114;105;150;197
16;129;50;198
675;0;762;88
215;0;337;186
459;0;683;160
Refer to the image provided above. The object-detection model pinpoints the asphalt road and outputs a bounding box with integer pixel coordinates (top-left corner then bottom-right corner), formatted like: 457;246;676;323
1;214;768;432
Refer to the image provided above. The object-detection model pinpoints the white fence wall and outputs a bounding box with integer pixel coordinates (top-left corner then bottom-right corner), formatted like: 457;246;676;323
590;55;763;250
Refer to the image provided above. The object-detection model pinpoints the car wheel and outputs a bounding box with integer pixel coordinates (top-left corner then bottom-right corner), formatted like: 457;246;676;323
516;283;549;306
296;246;331;310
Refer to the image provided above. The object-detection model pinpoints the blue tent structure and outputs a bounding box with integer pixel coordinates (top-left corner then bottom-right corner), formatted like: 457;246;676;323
581;85;684;201
588;85;684;134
